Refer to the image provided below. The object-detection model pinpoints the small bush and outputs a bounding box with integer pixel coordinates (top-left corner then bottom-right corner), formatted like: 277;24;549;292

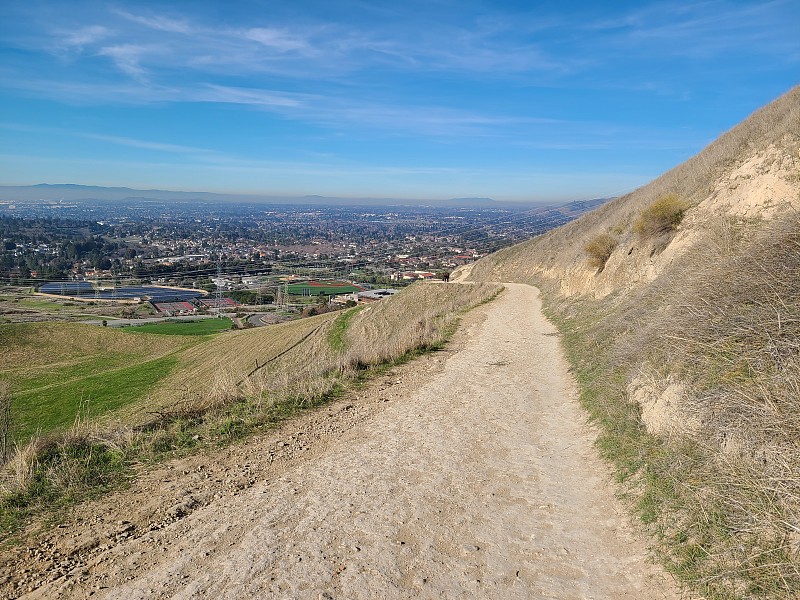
584;233;618;271
634;194;690;237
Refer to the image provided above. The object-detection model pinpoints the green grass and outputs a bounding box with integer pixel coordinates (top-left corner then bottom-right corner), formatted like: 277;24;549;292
9;354;145;392
1;322;194;443
327;306;363;351
125;317;233;336
16;299;65;311
12;354;180;442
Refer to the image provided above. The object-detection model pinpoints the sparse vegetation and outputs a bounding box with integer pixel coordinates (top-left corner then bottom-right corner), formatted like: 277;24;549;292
0;383;11;464
633;194;691;237
584;233;618;270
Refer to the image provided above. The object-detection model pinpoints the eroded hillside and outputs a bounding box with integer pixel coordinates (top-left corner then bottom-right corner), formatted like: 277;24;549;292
469;85;799;299
467;86;800;598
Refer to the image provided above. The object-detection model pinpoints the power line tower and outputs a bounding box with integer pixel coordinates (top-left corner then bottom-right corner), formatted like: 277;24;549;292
215;263;223;315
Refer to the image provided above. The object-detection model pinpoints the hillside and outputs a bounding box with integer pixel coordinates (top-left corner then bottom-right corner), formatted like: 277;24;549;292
0;281;681;599
0;282;500;538
466;85;800;597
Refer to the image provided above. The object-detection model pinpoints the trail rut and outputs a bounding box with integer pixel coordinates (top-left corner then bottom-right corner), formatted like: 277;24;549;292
19;283;678;599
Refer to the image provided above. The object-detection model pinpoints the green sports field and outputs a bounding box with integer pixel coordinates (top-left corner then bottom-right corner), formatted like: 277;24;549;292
125;317;233;336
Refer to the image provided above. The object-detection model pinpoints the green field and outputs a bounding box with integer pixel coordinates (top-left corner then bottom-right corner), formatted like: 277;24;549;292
0;322;195;442
125;317;233;336
15;298;66;311
12;355;179;441
286;280;364;296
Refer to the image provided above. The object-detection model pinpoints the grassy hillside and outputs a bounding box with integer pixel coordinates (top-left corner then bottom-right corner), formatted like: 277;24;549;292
470;85;800;298
0;282;500;535
0;323;191;442
467;86;800;597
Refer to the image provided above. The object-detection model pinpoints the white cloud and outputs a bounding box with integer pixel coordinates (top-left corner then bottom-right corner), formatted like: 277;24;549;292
63;25;111;48
243;27;310;53
97;44;151;80
199;85;305;108
113;9;193;34
82;133;214;155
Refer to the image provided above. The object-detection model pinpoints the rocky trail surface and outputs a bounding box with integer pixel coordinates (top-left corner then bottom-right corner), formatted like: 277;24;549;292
6;283;679;599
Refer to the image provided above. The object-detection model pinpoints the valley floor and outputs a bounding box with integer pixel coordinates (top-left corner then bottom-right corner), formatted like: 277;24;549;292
9;284;678;599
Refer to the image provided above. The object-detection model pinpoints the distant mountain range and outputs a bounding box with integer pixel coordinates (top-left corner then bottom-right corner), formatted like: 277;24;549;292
0;183;608;210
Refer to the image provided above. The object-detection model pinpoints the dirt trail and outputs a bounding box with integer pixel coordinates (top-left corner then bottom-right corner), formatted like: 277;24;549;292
18;283;678;599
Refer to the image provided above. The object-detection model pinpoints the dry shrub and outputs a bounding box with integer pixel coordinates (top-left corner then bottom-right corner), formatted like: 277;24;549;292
0;436;43;495
0;382;11;464
634;194;691;238
343;282;500;366
584;233;618;271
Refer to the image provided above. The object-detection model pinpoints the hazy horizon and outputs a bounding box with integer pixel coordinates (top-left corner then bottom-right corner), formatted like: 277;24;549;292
1;182;614;208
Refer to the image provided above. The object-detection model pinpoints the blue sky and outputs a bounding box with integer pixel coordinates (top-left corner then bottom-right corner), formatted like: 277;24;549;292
0;0;797;202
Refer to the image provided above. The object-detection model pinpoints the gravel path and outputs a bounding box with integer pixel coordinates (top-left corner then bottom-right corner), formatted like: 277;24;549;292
21;283;678;599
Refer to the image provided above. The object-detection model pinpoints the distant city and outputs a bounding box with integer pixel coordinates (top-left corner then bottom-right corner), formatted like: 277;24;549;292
0;187;605;294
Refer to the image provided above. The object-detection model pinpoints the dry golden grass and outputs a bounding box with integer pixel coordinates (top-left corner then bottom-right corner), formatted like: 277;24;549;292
240;282;501;411
140;313;337;416
633;194;690;237
344;282;499;364
584;233;618;270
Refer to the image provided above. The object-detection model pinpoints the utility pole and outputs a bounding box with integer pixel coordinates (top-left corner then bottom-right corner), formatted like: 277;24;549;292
215;262;223;315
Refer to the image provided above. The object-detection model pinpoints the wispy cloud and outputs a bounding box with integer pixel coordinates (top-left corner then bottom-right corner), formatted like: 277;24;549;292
62;25;111;48
198;85;306;108
243;27;311;53
96;44;152;81
0;122;218;157
585;0;800;59
81;132;215;155
113;9;193;34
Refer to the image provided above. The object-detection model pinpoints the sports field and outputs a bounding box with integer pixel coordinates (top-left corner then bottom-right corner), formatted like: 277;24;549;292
285;280;365;296
126;318;233;336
